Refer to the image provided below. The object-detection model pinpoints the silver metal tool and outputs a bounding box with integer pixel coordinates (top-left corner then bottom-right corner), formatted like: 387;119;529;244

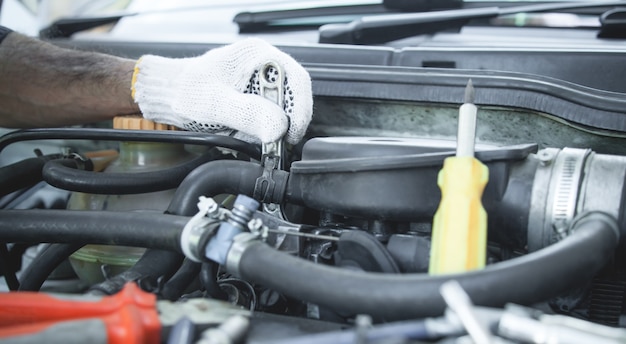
440;280;495;344
259;61;287;219
259;60;286;169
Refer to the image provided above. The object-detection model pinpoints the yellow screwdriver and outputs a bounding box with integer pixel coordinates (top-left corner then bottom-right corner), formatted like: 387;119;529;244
428;80;489;275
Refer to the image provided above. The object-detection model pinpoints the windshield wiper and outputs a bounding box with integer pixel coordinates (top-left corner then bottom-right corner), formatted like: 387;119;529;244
235;3;391;33
319;0;626;44
40;14;134;39
234;0;462;33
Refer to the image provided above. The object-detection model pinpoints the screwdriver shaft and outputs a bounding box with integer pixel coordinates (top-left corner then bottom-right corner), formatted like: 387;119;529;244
456;80;477;157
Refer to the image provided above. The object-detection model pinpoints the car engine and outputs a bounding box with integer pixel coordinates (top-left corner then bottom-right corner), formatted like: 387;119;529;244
2;47;626;344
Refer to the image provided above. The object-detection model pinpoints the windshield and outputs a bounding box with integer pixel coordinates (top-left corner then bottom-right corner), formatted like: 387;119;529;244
0;0;614;30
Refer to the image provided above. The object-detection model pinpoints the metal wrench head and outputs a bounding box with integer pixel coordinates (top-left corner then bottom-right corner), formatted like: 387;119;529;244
259;61;285;108
259;61;287;164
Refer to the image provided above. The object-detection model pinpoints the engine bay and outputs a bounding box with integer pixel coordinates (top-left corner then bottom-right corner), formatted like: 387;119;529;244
1;88;626;343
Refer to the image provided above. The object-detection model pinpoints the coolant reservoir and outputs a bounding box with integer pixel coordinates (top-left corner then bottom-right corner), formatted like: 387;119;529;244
67;116;194;284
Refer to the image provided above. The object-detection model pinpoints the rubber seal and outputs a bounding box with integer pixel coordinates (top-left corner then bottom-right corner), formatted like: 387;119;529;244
0;26;12;45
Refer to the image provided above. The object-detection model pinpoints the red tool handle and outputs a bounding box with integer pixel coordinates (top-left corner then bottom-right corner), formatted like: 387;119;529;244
0;283;160;344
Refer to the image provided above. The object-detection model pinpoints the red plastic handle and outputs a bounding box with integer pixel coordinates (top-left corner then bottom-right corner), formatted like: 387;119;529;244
0;283;160;344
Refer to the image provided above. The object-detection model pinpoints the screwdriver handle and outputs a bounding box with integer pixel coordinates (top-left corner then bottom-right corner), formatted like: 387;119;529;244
0;283;160;344
429;156;489;274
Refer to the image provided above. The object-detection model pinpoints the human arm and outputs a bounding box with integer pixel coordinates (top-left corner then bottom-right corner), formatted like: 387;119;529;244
0;28;313;144
0;29;139;128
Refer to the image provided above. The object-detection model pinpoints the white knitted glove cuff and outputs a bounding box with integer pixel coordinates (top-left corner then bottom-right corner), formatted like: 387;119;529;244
132;56;188;127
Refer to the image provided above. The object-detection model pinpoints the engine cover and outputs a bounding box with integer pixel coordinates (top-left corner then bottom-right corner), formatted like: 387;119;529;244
287;137;536;222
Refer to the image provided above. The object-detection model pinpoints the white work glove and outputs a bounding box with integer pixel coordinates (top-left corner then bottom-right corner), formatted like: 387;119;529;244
131;38;312;144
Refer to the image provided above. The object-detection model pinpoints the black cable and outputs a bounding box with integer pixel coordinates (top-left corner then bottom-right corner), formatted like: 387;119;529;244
0;128;261;159
18;243;83;291
0;243;19;290
42;150;217;194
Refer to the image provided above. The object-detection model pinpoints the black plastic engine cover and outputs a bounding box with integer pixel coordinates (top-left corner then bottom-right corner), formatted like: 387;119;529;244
286;137;536;222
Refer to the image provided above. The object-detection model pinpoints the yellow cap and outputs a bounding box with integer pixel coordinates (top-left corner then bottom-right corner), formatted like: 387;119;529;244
113;115;178;131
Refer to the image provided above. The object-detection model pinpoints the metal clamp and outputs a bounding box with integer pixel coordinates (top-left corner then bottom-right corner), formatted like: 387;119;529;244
528;148;591;251
205;195;259;265
180;196;223;263
225;232;259;278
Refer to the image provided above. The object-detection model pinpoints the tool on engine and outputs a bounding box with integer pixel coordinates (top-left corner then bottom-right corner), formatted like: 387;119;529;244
441;280;495;344
0;283;250;344
0;283;159;344
428;80;489;275
259;61;286;169
257;61;287;220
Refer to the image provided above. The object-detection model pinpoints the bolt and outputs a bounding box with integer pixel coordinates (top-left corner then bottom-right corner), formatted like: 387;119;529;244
198;196;221;219
537;150;554;166
258;289;285;312
247;218;263;233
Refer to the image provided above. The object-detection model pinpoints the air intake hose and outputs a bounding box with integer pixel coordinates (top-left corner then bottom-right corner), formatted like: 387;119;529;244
231;212;620;321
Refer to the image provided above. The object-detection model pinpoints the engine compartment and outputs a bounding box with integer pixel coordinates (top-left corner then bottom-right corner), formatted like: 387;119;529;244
1;94;626;343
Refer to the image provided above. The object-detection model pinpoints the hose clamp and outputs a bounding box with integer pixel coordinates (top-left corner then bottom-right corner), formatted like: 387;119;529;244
180;196;222;262
548;148;590;240
528;148;590;250
225;233;259;278
205;195;259;265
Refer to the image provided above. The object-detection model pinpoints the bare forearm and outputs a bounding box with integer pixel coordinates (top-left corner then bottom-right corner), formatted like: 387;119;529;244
0;32;140;128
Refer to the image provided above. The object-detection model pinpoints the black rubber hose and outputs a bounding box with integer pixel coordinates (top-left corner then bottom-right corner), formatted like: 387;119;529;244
0;243;20;290
160;259;202;301
166;160;267;216
162;159;276;300
42;150;218;194
201;262;228;300
18;243;83;291
0;128;261;159
235;213;620;320
89;249;184;296
0;154;64;197
0;209;188;251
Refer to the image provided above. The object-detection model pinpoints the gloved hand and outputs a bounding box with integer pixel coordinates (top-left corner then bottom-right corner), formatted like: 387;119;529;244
131;38;312;144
